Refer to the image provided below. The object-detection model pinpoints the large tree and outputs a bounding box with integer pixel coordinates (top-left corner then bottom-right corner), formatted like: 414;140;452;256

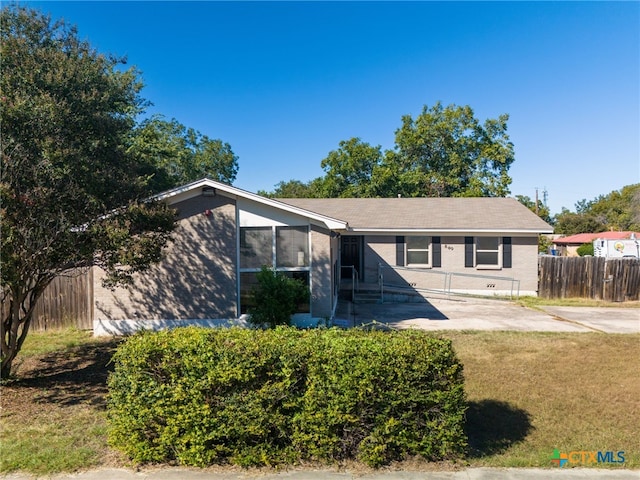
263;102;514;199
129;115;239;193
315;138;383;198
385;102;514;198
554;184;640;235
1;6;176;377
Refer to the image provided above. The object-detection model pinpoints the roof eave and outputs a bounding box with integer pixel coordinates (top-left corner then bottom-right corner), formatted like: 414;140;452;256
344;227;554;235
153;178;348;230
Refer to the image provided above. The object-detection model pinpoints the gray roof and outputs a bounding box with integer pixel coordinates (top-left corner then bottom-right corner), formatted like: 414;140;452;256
278;197;553;233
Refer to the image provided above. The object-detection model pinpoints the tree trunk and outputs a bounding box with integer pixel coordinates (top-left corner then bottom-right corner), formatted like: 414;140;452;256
1;289;38;379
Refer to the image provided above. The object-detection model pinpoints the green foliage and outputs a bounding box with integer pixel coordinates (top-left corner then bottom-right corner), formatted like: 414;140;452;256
129;115;239;193
258;179;318;198
554;184;640;235
248;267;309;328
515;195;553;225
315;138;384;198
576;242;594;257
0;5;176;377
553;209;604;235
107;327;467;468
387;103;514;198
264;103;513;199
538;235;553;254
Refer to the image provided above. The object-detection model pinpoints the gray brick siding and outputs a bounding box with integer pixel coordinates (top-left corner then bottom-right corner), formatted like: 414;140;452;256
93;195;238;322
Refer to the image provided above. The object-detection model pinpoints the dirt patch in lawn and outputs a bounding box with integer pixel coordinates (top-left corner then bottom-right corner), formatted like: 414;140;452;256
4;338;119;407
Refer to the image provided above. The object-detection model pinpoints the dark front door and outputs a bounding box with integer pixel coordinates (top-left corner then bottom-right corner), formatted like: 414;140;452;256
341;236;361;279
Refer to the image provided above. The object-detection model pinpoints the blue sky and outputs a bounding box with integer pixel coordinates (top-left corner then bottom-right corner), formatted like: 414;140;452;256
28;1;640;215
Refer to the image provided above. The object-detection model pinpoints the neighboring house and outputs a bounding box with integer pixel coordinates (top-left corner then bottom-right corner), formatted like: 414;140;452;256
553;231;640;257
93;179;553;335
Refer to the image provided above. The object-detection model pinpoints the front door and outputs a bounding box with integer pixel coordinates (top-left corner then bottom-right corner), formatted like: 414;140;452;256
341;236;362;279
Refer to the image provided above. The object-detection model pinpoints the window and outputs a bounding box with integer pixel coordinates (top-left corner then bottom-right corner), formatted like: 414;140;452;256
283;271;310;313
476;237;500;267
406;236;430;266
240;227;272;268
276;226;309;267
239;272;260;314
465;236;510;269
239;225;310;314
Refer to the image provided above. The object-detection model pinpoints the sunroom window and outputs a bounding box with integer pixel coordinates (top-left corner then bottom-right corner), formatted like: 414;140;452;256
239;225;310;314
276;226;309;267
240;227;272;269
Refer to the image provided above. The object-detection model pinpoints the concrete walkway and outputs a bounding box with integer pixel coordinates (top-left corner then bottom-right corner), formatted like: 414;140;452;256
3;467;639;480
333;296;639;333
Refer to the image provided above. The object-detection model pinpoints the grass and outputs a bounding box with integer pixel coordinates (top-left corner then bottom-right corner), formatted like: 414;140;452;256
516;295;640;309
447;331;640;468
1;328;639;474
14;327;93;358
0;330;125;475
0;408;109;474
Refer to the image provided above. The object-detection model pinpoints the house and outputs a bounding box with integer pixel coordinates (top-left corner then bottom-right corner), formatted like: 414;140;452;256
552;231;640;257
93;179;553;335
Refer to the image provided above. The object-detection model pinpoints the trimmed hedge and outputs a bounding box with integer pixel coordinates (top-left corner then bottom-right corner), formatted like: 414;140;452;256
107;327;466;467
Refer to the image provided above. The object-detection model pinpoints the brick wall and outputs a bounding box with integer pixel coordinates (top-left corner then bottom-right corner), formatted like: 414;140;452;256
93;195;238;323
363;234;540;295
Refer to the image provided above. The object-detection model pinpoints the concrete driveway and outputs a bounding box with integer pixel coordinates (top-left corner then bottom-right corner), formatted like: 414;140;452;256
537;306;640;333
333;296;640;333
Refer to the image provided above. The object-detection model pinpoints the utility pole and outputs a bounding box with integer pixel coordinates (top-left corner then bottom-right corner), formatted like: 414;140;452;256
535;187;539;216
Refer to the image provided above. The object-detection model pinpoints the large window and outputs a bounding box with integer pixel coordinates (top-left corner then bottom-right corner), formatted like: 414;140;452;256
240;227;272;268
406;236;430;266
239;225;310;314
239;272;260;314
276;226;309;267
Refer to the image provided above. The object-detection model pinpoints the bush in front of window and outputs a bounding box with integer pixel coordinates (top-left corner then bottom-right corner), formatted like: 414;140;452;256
248;266;310;328
107;326;467;468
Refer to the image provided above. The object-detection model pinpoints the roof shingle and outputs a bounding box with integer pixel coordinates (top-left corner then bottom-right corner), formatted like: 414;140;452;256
278;197;552;233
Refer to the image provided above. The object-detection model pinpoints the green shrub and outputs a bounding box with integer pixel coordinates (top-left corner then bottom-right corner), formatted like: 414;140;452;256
576;242;594;256
107;327;466;468
248;266;310;328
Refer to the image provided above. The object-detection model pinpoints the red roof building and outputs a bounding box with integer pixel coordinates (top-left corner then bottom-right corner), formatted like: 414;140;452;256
553;231;640;256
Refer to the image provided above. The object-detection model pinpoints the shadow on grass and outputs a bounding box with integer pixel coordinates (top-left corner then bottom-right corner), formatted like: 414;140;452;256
465;399;533;458
6;339;121;409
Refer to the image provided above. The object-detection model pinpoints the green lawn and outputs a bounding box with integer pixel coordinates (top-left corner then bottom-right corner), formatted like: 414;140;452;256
1;328;638;474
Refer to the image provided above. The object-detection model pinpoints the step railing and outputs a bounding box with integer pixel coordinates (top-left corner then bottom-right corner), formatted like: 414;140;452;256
378;264;521;300
340;265;359;302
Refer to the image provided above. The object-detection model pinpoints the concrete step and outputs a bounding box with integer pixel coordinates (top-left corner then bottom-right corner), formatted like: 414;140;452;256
353;292;382;304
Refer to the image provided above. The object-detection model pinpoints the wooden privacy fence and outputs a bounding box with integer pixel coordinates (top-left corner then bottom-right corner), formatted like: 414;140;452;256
1;269;93;331
538;256;640;301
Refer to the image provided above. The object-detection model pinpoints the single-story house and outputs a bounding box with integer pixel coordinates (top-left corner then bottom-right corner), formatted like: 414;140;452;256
553;231;640;257
93;178;553;335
